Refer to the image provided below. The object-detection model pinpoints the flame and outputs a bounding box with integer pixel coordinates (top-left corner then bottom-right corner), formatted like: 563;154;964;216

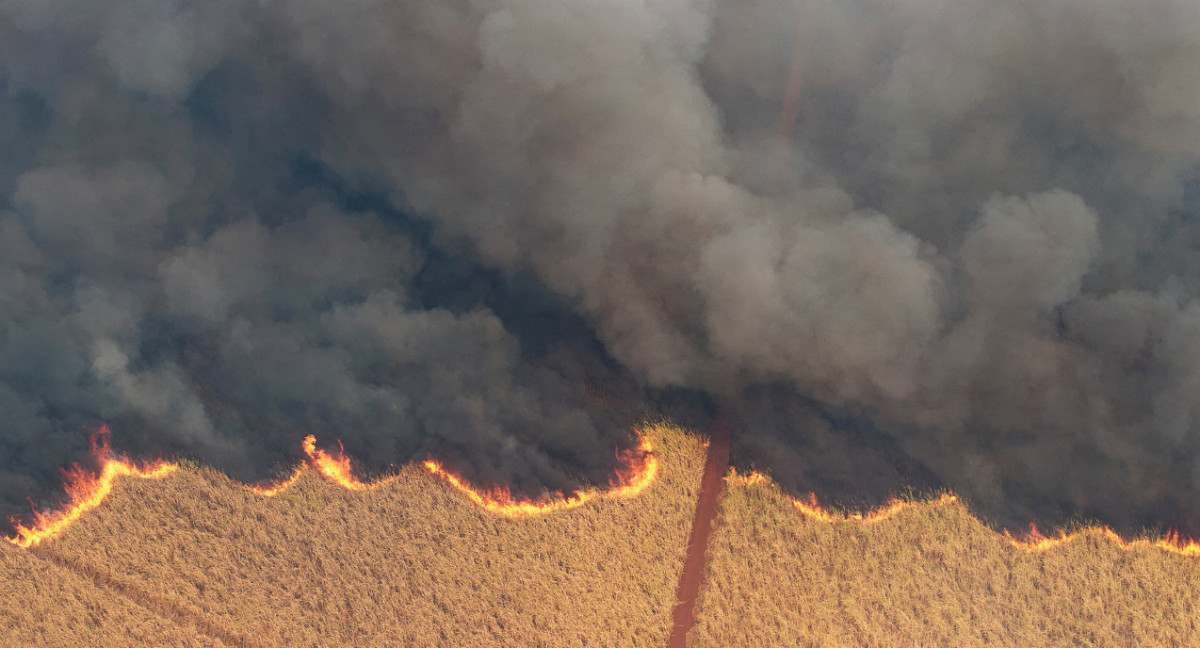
5;425;177;548
301;435;401;491
724;467;767;487
1006;523;1200;558
6;428;659;548
248;465;304;497
794;492;1200;556
252;433;658;516
249;435;399;495
9;424;1200;559
725;473;1200;558
792;491;960;525
422;434;658;518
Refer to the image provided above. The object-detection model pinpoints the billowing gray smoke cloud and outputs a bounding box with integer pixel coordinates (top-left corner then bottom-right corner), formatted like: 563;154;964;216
2;0;1200;534
0;0;634;513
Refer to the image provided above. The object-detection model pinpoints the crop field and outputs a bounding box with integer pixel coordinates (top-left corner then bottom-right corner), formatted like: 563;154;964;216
5;424;1200;647
1;425;706;648
691;476;1200;648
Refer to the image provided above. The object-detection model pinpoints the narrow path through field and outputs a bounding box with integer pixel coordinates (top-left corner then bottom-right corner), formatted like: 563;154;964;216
30;547;255;648
667;409;731;648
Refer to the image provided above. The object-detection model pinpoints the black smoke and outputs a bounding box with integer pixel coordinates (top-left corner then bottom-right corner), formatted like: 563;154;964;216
3;0;1200;538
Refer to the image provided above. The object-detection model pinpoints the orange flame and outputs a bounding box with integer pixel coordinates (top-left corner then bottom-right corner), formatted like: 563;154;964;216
794;492;1200;556
301;435;401;491
1006;523;1200;558
248;465;303;497
730;474;1200;558
251;433;658;517
422;434;659;518
792;491;960;525
7;427;659;548
724;467;767;487
5;425;177;548
249;435;399;495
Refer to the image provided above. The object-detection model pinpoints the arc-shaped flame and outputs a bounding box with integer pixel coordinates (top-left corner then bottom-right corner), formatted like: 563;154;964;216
423;435;658;518
7;428;659;548
1006;523;1200;557
249;435;401;495
250;434;658;513
726;469;1200;557
793;491;960;525
724;467;766;488
5;426;177;548
247;466;303;497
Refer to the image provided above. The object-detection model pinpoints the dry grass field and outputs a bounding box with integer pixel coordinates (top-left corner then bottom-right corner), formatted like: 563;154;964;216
6;422;1200;648
0;539;230;647
1;424;706;648
691;475;1200;648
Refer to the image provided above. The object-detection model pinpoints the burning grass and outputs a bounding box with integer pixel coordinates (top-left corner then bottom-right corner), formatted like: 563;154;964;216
691;473;1200;648
9;424;1197;647
1;423;705;648
6;426;179;548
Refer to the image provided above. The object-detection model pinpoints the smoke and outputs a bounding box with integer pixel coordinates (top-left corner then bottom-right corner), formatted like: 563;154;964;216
2;0;1200;536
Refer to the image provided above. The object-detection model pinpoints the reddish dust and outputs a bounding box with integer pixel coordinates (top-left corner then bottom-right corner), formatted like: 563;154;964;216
668;411;731;648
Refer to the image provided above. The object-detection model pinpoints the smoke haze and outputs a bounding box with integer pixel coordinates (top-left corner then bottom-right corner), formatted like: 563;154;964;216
3;0;1200;535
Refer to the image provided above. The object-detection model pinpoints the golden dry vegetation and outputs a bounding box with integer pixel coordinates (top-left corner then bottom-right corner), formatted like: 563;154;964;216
7;422;1200;648
0;539;229;647
691;477;1200;648
2;424;706;648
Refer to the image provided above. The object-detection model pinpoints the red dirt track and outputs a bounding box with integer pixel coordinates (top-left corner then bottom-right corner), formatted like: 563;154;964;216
667;410;731;648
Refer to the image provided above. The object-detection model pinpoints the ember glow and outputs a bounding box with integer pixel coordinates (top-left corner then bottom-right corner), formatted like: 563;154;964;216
422;433;658;518
5;425;177;548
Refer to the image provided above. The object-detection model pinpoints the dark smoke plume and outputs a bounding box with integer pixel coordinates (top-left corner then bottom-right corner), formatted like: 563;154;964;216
2;0;1200;537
